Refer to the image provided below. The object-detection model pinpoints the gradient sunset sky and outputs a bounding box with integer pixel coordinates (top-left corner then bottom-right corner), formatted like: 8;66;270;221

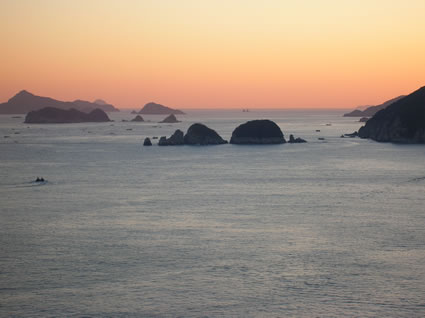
1;0;425;109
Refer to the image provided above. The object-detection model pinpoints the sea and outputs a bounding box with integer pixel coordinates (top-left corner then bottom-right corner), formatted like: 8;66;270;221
0;109;424;317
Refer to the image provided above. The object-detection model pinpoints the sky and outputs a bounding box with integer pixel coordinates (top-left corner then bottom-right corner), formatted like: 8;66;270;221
1;0;425;109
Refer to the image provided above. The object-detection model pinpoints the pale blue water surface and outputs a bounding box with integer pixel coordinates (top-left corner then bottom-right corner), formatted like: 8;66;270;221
0;110;424;317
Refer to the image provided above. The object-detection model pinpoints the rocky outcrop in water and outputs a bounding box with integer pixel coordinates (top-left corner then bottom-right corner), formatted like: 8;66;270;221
143;137;152;146
230;120;286;144
24;107;110;123
359;117;369;122
158;129;185;145
138;102;185;115
131;115;144;122
184;123;227;145
0;90;119;114
160;114;180;123
288;134;307;143
358;86;425;143
344;132;358;138
344;95;405;117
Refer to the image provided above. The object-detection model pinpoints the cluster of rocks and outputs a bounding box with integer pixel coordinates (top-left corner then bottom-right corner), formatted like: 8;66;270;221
124;114;179;123
143;120;307;146
288;134;307;143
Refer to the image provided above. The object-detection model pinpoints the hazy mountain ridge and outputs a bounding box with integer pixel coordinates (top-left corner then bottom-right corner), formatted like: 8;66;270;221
358;86;425;143
0;90;119;114
344;95;405;117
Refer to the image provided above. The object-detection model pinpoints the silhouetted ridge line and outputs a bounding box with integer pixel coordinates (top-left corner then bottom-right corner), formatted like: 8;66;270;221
0;90;119;114
358;86;425;143
344;95;405;117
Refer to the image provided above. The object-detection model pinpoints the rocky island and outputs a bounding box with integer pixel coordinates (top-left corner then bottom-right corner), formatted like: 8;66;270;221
160;114;180;123
230;119;286;144
24;107;111;123
158;129;185;146
138;102;185;115
184;123;227;145
157;124;227;146
131;115;144;122
143;137;152;146
0;90;119;114
288;134;307;143
358;86;425;143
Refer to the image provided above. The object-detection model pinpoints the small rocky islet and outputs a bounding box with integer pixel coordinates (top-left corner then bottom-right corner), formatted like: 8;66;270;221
143;137;152;146
160;114;180;123
288;134;307;143
131;115;144;122
230;119;285;144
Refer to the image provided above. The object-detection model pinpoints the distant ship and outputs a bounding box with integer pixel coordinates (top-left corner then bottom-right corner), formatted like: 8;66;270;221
242;108;250;112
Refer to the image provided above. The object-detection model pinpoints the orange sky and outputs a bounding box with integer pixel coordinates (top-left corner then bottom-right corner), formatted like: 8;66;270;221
1;0;425;109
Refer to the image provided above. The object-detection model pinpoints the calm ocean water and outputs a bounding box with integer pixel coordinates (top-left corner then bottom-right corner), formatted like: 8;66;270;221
1;109;424;317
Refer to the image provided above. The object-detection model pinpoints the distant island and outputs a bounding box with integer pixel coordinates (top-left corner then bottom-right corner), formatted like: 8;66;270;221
138;102;185;115
24;107;111;123
131;115;144;122
0;90;119;114
160;114;180;123
344;95;405;117
358;86;425;143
